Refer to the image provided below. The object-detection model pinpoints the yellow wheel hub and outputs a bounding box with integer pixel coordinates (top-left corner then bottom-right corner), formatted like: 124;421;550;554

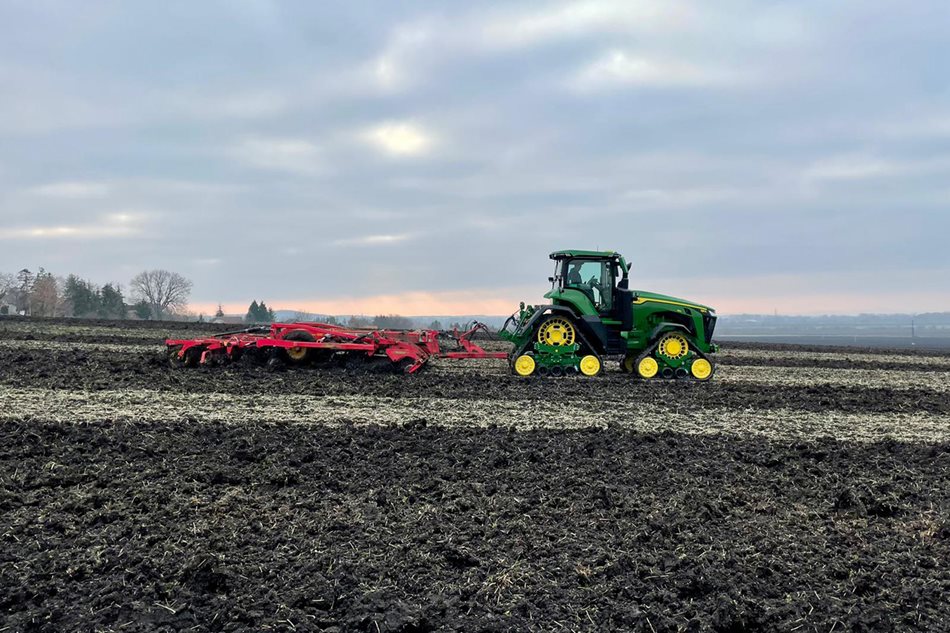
579;355;601;377
691;358;713;381
286;346;307;361
637;356;659;379
514;354;536;377
658;333;689;359
537;317;575;347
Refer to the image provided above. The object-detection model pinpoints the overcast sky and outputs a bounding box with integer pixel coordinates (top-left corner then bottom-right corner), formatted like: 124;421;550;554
1;1;948;316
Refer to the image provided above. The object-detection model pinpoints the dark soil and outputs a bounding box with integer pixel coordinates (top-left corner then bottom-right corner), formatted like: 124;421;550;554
0;316;240;333
2;318;950;632
724;340;950;358
2;421;949;632
1;345;948;416
719;354;950;373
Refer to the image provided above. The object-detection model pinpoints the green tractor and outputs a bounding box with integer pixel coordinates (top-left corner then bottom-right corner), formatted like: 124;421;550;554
499;250;718;380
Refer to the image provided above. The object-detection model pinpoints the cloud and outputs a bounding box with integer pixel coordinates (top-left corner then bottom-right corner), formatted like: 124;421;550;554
479;0;694;49
27;181;112;199
229;137;323;174
1;3;949;315
801;155;901;183
366;2;698;93
361;122;433;156
168;90;290;120
621;187;743;207
0;212;148;240
332;233;413;247
571;50;736;90
371;23;434;91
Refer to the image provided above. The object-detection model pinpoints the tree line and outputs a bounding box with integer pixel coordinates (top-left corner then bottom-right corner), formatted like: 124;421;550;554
1;268;477;331
0;267;192;320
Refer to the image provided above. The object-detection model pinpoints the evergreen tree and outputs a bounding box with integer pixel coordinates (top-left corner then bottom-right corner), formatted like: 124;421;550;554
99;284;125;318
246;300;260;323
133;300;151;320
215;304;225;318
17;269;34;293
64;275;100;317
258;301;275;323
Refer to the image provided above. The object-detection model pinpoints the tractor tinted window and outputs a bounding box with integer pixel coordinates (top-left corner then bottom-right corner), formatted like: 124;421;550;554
564;259;612;311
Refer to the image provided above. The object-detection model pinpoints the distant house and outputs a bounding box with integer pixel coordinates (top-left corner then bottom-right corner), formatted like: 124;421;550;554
0;288;24;316
212;316;246;325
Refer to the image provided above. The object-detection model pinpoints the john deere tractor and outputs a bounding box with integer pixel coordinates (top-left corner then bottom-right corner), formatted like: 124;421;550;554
500;250;718;380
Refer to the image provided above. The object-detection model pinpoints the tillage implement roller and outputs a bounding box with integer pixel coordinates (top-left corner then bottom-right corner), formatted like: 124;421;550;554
166;249;719;380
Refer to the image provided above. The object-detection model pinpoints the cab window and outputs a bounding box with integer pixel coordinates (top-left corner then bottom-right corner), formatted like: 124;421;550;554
564;259;613;312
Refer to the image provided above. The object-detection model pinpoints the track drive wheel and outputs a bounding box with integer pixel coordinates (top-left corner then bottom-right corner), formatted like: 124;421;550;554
535;316;576;347
657;332;689;360
578;354;602;377
283;329;316;364
513;353;537;377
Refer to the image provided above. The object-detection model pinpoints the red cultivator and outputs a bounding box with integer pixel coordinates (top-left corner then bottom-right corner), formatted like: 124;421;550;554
166;321;507;374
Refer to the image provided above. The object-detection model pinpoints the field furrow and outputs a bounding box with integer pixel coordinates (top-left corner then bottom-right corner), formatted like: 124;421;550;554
4;386;949;443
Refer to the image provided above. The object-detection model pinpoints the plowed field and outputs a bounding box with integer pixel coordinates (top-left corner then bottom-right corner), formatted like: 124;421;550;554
1;317;949;632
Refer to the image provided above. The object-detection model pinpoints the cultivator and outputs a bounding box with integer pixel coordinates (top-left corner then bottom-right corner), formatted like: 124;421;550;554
167;249;720;380
166;321;507;374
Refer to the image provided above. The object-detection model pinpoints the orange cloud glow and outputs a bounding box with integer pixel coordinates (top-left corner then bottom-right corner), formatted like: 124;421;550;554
191;287;541;318
191;276;949;318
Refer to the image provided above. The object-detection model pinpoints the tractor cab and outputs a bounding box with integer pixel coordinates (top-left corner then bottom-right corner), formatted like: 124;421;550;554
546;250;634;332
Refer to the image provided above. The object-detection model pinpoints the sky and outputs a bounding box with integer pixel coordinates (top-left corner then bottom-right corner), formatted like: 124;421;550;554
1;0;949;316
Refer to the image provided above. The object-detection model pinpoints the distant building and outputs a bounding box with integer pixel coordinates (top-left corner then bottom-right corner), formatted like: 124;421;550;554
212;316;246;325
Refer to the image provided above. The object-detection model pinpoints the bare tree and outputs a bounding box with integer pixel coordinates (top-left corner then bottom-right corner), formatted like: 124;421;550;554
0;272;14;301
130;269;192;320
29;269;61;317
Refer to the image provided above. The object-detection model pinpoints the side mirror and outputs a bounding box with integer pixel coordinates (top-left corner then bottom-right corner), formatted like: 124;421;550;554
548;277;555;283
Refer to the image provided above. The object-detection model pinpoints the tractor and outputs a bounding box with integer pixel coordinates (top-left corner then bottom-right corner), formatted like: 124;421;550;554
499;250;718;380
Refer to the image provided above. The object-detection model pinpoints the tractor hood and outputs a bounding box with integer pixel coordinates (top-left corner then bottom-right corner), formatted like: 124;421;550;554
632;291;715;314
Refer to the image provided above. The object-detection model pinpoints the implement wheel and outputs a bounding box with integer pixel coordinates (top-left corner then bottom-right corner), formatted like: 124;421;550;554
536;316;576;347
283;330;316;365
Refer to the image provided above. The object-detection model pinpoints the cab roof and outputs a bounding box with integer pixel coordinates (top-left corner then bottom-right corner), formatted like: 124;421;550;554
549;249;620;260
